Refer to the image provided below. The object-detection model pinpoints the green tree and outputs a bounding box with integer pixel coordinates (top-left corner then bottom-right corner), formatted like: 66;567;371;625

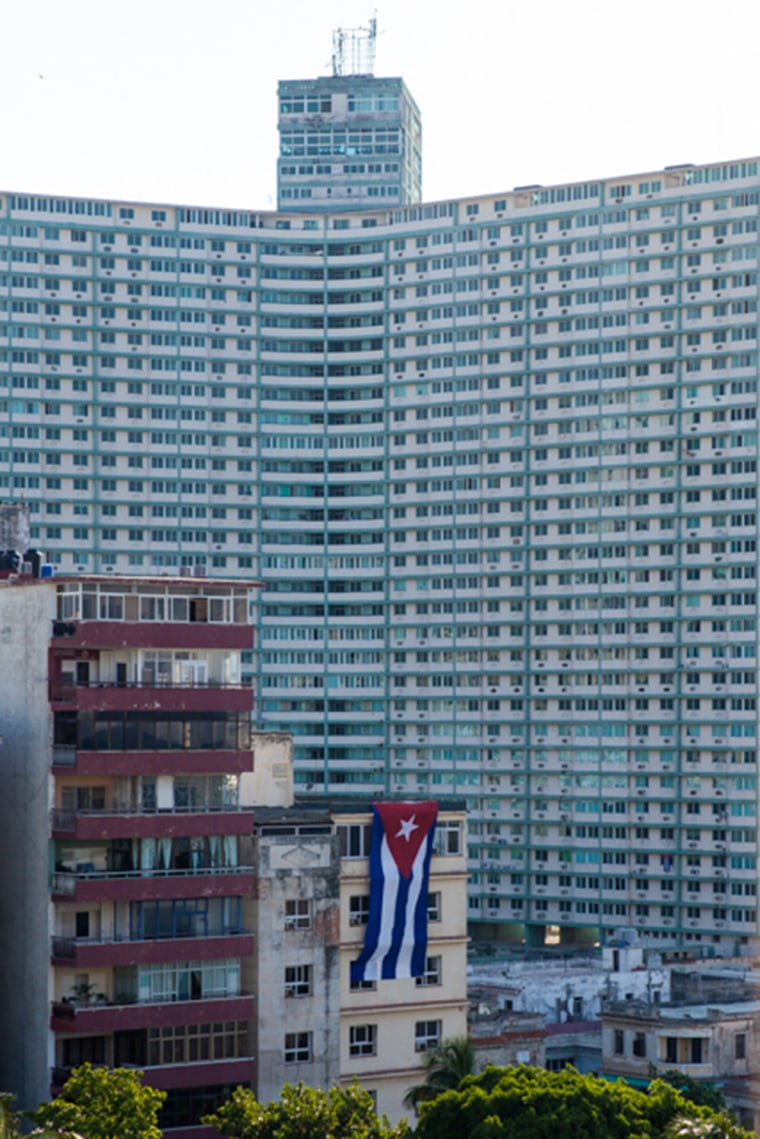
0;1095;19;1139
28;1064;165;1139
403;1035;478;1110
203;1080;409;1139
413;1066;751;1139
655;1070;726;1113
0;1095;65;1139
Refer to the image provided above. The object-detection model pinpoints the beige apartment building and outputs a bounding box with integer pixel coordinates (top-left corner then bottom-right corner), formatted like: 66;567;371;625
253;800;468;1123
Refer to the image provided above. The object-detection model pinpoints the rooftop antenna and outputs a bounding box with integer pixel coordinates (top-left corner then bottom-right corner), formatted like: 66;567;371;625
332;14;377;77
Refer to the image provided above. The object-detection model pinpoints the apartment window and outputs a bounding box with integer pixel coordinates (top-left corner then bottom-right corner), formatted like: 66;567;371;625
349;895;370;927
735;1033;747;1061
415;1020;442;1052
61;786;105;812
350;976;376;992
284;1032;312;1063
415;955;442;987
614;1029;624;1056
338;823;373;858
284;899;311;931
349;1024;377;1057
433;821;462;855
632;1032;646;1059
284;965;312;998
147;1020;248;1065
427;892;441;922
62;1036;107;1067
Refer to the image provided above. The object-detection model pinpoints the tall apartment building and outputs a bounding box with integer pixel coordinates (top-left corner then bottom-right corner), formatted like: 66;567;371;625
277;22;422;211
2;155;760;957
0;570;292;1134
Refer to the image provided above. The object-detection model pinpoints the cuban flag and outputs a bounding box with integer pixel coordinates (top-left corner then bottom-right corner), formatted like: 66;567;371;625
351;800;438;983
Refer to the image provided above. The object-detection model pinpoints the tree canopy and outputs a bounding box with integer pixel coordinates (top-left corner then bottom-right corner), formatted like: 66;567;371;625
655;1070;726;1113
413;1066;751;1139
27;1064;165;1139
203;1081;409;1139
403;1035;478;1110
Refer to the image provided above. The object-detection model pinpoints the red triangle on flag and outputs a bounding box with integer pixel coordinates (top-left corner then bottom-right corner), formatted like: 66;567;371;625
374;801;438;879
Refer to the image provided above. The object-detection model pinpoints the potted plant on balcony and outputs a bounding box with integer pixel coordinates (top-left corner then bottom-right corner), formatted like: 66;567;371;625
70;981;99;1006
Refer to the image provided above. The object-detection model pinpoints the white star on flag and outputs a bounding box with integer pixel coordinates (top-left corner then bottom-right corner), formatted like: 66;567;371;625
396;815;419;842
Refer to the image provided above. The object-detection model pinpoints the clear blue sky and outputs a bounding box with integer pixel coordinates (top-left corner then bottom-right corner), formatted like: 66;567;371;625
3;0;760;210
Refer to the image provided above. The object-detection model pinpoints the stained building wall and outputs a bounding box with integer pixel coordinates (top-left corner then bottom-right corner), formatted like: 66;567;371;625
0;582;54;1110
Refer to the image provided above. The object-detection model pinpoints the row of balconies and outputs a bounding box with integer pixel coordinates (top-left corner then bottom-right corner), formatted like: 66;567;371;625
51;931;253;969
488;902;746;933
50;1054;255;1099
50;681;252;713
50;808;251;843
52;867;254;904
50;991;253;1034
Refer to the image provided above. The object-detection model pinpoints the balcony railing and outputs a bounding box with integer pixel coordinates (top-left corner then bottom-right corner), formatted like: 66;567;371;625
52;930;250;958
52;865;253;894
51;804;247;829
52;1054;254;1087
51;989;250;1019
54;679;251;692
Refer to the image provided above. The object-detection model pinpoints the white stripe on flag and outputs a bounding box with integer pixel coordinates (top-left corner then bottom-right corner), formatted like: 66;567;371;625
393;839;427;978
363;836;401;980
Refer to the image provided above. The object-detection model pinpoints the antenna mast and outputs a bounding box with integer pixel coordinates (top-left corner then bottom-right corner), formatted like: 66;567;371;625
332;14;377;77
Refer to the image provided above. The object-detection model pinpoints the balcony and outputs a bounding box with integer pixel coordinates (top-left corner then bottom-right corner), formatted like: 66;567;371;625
52;748;255;777
50;680;253;715
52;1056;254;1095
50;992;254;1034
50;806;253;841
51;931;254;968
51;620;253;652
51;866;255;903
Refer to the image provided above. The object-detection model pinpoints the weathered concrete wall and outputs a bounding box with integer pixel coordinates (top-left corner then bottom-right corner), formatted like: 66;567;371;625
0;583;54;1110
252;830;340;1103
244;732;293;809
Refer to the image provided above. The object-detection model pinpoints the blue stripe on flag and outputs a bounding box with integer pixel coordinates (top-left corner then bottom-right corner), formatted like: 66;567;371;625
351;803;438;983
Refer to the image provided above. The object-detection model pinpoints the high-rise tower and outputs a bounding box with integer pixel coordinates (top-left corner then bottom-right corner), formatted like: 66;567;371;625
2;153;760;957
276;20;422;211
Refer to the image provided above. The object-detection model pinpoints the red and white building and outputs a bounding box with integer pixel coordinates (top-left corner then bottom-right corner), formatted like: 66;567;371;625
0;572;291;1137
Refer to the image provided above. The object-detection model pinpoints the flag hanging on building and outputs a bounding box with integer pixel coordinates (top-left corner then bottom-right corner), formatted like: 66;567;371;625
351;800;438;983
